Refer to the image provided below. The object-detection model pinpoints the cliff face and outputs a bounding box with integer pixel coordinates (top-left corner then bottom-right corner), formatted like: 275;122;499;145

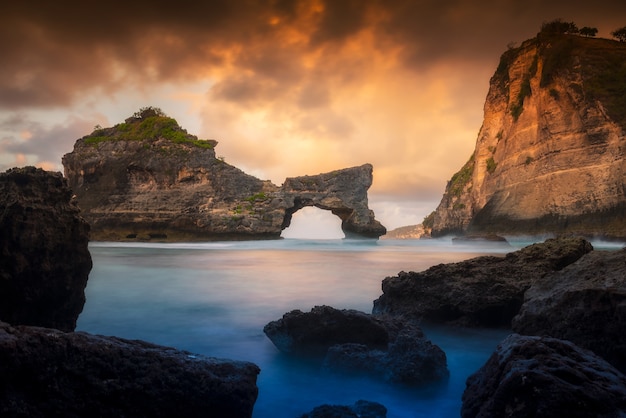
0;167;92;331
381;224;426;240
432;35;626;238
62;110;385;240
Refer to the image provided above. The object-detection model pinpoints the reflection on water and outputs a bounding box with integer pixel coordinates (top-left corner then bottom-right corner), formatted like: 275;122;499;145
77;238;514;418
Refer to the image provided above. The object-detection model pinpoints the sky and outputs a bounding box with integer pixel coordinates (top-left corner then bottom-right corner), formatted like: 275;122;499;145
2;1;625;236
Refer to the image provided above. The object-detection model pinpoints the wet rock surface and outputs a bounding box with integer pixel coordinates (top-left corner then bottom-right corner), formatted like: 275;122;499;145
0;167;92;332
461;334;626;418
373;237;593;326
323;322;449;385
0;321;260;418
512;247;626;373
300;400;387;418
263;305;389;357
264;306;448;385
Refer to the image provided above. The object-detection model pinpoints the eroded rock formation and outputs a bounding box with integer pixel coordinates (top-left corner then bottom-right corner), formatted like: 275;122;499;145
264;305;389;357
372;237;592;327
461;334;626;418
0;167;92;332
432;34;626;239
62;110;385;240
512;247;626;372
0;321;260;418
281;165;386;238
381;224;427;240
0;164;261;417
263;305;448;385
301;400;388;418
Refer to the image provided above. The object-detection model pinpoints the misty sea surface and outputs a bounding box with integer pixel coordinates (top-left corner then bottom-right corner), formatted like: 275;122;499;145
77;238;522;417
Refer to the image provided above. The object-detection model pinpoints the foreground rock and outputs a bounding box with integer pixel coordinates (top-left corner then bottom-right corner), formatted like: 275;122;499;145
300;400;387;418
62;108;385;240
323;322;449;385
264;306;448;385
373;237;592;327
512;247;626;373
0;167;92;332
263;305;389;357
0;321;260;418
462;334;626;418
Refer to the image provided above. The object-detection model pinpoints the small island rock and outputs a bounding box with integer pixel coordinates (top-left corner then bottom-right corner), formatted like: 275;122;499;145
264;306;448;385
300;400;387;418
263;305;389;357
62;109;386;241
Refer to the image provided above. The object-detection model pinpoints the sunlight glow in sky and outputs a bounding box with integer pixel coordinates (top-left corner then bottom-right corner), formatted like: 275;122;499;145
1;1;625;233
281;207;346;239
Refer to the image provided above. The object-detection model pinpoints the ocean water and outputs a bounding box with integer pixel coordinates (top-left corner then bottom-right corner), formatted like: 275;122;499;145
76;238;517;417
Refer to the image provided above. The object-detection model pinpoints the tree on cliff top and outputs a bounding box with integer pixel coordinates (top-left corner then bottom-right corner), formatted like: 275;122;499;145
127;106;167;122
612;26;626;42
579;27;598;37
539;19;579;36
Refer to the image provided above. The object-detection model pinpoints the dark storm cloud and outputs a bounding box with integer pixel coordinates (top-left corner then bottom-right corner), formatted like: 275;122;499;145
0;1;268;107
1;0;625;109
0;113;94;165
308;0;370;45
377;0;626;66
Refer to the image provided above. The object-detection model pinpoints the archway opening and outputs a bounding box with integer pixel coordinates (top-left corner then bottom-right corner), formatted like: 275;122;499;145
280;206;345;239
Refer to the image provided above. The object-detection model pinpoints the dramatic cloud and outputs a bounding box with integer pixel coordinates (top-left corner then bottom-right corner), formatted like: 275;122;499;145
1;0;625;229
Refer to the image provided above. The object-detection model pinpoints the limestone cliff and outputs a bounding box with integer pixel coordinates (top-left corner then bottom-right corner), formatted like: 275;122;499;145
62;108;385;240
432;34;626;239
381;224;426;240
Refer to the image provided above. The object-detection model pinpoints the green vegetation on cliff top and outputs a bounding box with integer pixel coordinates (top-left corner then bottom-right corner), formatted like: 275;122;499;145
448;154;475;198
494;32;626;129
84;107;215;149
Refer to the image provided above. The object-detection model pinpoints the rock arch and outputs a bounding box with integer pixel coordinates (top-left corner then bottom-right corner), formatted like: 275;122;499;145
279;164;386;238
63;130;386;241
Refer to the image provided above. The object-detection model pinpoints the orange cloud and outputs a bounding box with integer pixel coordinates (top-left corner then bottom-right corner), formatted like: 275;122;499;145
1;0;625;229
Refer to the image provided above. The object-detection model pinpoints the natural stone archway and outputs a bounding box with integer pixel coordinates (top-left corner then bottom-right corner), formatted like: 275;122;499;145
279;164;387;238
62;114;387;241
280;207;344;239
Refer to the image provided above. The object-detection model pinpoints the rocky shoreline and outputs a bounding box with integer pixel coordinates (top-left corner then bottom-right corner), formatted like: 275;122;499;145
2;166;625;417
263;237;626;416
0;167;260;417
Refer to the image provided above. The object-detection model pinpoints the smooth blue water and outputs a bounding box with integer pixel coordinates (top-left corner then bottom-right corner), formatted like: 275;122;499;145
76;238;515;417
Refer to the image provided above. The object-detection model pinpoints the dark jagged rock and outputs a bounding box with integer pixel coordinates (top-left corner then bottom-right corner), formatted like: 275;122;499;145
451;234;510;244
0;321;260;418
263;306;448;385
0;167;92;332
324;321;449;385
372;237;593;327
512;247;626;372
62;110;385;241
461;334;626;418
300;400;387;418
263;305;389;357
